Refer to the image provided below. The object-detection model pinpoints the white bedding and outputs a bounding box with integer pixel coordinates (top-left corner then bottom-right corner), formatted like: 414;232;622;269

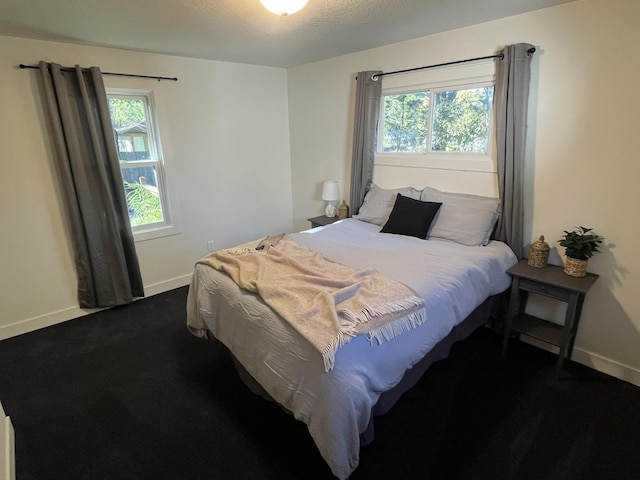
186;218;517;479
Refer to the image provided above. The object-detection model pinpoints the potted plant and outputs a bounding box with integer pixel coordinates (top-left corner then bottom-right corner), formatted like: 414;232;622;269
558;226;604;277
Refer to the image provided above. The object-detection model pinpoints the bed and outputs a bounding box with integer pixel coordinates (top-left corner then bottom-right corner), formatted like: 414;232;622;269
186;184;518;479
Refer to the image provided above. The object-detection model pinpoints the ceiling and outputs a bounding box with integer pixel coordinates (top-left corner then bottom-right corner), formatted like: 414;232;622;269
1;0;573;68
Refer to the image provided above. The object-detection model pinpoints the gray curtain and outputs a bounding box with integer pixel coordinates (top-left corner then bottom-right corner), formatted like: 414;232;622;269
494;44;535;259
349;71;382;215
38;61;144;308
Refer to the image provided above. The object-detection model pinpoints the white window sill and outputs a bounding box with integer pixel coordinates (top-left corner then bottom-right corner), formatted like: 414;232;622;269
375;153;496;173
133;225;181;242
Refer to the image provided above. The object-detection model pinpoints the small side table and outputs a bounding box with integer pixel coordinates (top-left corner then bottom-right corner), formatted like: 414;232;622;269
501;260;598;373
307;215;340;228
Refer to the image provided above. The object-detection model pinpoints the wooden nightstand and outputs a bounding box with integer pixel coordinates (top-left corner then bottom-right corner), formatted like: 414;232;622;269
307;215;340;228
501;259;598;373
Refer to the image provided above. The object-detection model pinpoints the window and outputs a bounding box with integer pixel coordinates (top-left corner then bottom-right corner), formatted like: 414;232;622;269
107;90;175;240
430;87;493;153
376;64;496;172
382;91;430;153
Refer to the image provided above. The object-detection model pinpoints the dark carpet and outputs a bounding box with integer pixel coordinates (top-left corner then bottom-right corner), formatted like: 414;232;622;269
1;286;639;480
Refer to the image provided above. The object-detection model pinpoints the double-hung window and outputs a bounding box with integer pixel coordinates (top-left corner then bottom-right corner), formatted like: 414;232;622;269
376;62;496;172
107;89;175;240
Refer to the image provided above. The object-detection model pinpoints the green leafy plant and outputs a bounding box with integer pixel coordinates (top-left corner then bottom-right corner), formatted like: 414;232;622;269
558;226;603;260
125;181;163;226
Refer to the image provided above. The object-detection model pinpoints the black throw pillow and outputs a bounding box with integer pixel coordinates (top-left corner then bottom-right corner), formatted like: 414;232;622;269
380;194;442;239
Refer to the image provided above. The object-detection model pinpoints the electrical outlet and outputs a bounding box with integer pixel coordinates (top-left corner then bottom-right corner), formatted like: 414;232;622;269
207;240;215;252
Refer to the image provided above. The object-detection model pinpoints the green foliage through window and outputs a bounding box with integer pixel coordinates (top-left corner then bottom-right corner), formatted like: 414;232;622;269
381;85;494;155
383;92;429;153
125;181;163;226
431;87;493;152
108;98;145;128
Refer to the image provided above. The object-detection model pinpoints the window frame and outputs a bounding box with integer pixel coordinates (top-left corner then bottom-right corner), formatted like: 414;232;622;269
106;88;178;242
376;63;497;173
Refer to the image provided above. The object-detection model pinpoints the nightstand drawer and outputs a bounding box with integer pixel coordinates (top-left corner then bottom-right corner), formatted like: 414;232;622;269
519;278;571;301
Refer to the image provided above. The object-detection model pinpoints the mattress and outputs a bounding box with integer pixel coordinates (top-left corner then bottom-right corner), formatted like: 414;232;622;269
186;218;517;479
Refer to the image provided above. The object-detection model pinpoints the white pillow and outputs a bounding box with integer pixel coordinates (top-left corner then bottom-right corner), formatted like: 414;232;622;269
353;184;422;226
420;186;500;246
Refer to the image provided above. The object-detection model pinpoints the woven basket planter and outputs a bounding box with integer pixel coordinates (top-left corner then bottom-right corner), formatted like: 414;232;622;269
564;257;588;277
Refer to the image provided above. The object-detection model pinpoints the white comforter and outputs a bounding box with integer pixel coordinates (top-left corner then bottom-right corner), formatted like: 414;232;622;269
186;219;517;479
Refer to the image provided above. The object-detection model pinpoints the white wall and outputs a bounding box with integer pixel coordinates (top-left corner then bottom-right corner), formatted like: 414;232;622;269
0;36;293;339
288;0;640;385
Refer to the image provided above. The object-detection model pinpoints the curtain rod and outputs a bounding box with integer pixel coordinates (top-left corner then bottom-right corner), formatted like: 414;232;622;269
19;64;178;82
369;47;536;81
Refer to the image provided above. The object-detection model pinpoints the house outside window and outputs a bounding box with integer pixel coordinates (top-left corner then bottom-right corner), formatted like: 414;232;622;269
376;61;496;173
107;89;176;240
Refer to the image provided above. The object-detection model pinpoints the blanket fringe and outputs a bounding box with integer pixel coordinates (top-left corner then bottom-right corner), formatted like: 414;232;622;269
366;309;426;345
322;326;358;372
321;306;426;370
339;295;426;349
341;296;424;324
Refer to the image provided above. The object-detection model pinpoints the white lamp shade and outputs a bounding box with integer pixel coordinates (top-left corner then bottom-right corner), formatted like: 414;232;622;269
321;181;339;202
260;0;308;16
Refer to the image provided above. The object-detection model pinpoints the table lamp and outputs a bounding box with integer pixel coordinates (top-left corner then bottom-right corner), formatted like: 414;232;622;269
322;181;339;217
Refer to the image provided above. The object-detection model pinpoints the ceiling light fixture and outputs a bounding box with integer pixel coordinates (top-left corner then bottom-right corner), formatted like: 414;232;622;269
260;0;308;16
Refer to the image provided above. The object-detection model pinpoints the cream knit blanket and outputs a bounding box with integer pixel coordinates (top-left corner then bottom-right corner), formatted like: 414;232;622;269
197;235;425;371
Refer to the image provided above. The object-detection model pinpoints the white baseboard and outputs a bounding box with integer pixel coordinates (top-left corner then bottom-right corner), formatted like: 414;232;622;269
142;274;192;297
0;274;192;341
1;402;16;480
571;347;640;387
519;337;640;387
